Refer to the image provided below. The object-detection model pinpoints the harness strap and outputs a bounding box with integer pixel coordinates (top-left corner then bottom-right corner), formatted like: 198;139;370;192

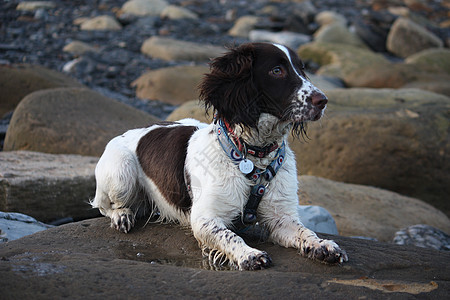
215;119;286;226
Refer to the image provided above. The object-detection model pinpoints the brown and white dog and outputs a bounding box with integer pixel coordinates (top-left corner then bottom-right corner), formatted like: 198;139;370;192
91;43;348;270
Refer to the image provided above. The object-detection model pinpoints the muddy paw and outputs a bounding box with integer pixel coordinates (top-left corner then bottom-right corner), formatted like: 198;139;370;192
302;239;348;264
110;208;134;233
239;251;272;270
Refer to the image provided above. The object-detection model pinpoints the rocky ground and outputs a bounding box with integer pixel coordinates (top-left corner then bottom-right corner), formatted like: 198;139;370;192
1;0;450;297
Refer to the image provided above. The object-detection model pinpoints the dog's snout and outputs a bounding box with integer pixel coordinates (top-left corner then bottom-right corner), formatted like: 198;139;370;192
310;92;328;109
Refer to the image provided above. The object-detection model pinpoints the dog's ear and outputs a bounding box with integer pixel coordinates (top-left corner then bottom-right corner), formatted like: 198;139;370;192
199;44;261;128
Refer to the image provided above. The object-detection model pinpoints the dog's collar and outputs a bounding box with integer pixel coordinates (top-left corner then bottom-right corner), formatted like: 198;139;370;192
214;118;286;226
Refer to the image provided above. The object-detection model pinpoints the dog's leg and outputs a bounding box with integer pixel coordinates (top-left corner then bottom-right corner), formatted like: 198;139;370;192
191;216;272;270
263;212;348;264
91;140;139;233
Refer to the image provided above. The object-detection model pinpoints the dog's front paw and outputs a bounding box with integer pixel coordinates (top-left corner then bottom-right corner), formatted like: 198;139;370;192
110;208;134;233
302;239;348;264
239;251;272;270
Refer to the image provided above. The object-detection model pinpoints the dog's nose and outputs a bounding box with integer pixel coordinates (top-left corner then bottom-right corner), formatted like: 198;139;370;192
310;92;328;109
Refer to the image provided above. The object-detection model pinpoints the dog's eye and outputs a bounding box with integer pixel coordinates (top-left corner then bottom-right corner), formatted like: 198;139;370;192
270;66;284;77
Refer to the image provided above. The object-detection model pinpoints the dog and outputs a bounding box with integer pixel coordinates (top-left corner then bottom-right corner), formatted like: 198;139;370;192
91;43;348;270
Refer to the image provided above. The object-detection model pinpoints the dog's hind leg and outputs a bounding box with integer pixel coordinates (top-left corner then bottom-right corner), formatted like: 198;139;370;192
91;138;139;233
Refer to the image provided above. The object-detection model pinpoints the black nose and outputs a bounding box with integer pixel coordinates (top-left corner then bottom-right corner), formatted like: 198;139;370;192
310;92;328;109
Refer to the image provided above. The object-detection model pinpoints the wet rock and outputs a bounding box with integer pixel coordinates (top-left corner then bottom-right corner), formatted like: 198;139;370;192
249;30;311;49
16;1;56;11
0;151;99;223
62;40;99;56
79;15;122;31
0;64;84;117
121;0;169;17
140;36;224;62
393;224;450;251
0;211;53;242
228;16;260;38
132;65;208;105
1;218;449;298
161;5;198;20
4;87;159;156
298;176;450;242
386;17;443;58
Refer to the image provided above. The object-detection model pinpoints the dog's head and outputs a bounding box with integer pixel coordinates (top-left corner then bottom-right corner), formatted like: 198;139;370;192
199;43;327;136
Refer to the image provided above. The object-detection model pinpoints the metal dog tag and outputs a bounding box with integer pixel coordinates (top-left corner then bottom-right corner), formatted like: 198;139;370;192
239;159;254;174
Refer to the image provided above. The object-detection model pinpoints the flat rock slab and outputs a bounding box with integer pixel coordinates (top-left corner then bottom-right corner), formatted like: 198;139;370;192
1;218;448;298
0;151;99;222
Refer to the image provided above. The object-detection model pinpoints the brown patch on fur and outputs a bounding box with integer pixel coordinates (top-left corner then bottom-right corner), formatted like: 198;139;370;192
136;125;197;211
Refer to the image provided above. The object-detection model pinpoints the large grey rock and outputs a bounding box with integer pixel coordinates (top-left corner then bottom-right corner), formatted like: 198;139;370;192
4;87;159;156
0;218;448;298
0;212;53;242
386;17;443;58
0;151;99;223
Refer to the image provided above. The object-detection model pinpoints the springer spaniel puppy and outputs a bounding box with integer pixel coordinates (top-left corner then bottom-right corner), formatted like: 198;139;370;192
91;43;348;270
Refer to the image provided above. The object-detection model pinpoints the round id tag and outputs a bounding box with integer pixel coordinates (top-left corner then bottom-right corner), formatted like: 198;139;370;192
239;159;254;174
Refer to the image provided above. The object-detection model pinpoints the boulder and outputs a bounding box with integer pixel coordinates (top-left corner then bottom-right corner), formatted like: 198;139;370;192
62;40;99;56
0;64;84;117
131;65;209;105
121;0;169;16
314;24;368;49
297;205;338;235
405;48;450;74
290;88;450;216
0;211;53;242
298;176;450;242
4;87;159;156
160;5;198;20
249;30;311;50
0;151;99;223
297;42;449;90
16;1;55;11
79;15;122;31
0;218;448;298
386;17;443;58
140;36;224;62
297;42;390;83
228;16;259;38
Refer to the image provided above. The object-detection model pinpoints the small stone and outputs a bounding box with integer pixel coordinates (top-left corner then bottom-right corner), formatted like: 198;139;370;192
121;0;169;17
228;16;259;38
16;1;55;11
80;15;122;31
160;5;198;20
63;41;99;56
315;11;347;27
249;30;311;50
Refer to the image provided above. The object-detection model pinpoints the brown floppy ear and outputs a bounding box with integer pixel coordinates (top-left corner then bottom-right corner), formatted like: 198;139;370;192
198;44;261;128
